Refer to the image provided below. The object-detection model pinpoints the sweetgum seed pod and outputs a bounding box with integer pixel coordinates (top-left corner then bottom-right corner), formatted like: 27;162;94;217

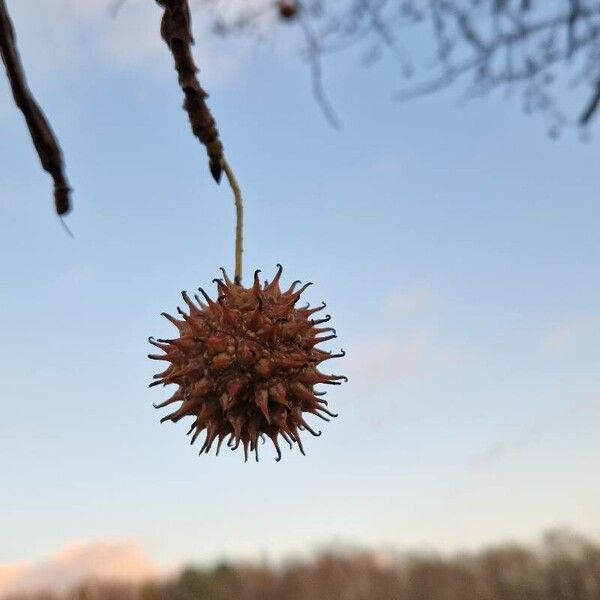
150;265;345;461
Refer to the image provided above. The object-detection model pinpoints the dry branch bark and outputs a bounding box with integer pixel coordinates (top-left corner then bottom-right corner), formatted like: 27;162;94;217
0;0;71;215
156;0;224;183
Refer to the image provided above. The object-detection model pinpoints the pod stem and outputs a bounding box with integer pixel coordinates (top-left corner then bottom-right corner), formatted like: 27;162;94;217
222;159;243;285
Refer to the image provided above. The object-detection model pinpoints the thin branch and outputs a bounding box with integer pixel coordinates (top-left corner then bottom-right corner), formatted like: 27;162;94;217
568;0;580;58
580;78;600;124
298;15;341;129
0;0;71;215
192;0;600;128
156;0;224;182
109;0;127;18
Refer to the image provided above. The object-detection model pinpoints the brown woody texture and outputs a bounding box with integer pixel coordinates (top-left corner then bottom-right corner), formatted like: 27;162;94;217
0;0;71;215
156;0;224;183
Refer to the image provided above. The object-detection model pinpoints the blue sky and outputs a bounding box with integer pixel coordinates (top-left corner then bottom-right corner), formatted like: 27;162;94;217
0;0;599;571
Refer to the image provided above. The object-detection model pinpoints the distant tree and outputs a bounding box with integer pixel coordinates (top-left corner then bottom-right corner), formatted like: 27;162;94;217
3;530;600;600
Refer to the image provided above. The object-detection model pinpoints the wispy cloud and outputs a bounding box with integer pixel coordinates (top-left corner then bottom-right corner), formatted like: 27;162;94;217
542;315;600;355
469;401;600;468
347;330;428;391
386;288;432;315
0;540;163;599
346;287;437;390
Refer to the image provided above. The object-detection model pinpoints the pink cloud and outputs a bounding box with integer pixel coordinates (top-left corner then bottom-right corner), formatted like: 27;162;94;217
386;288;432;315
542;316;600;355
0;565;28;595
347;330;428;390
0;540;163;599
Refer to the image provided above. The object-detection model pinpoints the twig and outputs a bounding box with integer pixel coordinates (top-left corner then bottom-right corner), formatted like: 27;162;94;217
298;16;341;129
221;159;243;285
0;0;71;215
156;0;224;183
579;78;600;125
109;0;127;18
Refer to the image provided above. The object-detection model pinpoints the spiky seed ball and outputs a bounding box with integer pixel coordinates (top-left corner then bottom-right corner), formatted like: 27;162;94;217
149;265;346;461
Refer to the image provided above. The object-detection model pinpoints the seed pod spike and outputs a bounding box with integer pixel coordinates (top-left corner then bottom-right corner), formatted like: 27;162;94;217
181;291;201;315
215;435;225;456
317;405;339;418
312;411;331;422
148;353;170;362
264;263;283;295
161;312;185;332
251;270;262;298
283;280;302;296
198;288;215;307
148;337;170;351
296;282;313;296
302;421;322;437
194;294;207;310
153;389;184;409
280;431;294;449
315;334;337;344
304;302;327;317
295;432;306;456
312;315;332;326
219;267;233;286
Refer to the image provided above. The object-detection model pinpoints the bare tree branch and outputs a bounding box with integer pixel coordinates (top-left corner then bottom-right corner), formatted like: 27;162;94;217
580;78;600;123
109;0;127;18
202;0;600;129
156;0;224;183
0;0;71;215
297;14;341;129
